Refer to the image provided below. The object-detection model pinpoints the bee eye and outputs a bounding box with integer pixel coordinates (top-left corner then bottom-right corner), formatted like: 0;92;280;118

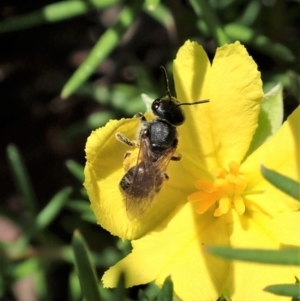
152;99;160;110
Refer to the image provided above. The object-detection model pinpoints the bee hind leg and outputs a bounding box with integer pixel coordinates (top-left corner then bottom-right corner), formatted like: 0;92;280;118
115;132;138;147
124;151;131;159
171;154;181;161
134;112;147;122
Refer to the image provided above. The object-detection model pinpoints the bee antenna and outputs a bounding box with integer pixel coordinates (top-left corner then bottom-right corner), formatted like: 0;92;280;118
177;99;209;106
160;66;173;101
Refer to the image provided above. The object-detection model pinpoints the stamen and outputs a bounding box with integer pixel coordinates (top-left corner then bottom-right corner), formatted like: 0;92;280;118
188;161;263;217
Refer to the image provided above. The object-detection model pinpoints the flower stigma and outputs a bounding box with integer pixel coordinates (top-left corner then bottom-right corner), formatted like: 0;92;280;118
188;161;263;217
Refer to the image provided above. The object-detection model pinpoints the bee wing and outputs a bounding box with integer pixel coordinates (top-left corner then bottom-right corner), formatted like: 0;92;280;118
153;146;176;176
125;138;176;220
125;136;157;220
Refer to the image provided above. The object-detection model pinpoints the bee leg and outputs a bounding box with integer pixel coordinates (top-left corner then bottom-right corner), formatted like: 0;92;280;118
124;151;131;159
171;154;181;161
134;112;147;123
115;132;138;147
163;173;169;180
134;112;144;118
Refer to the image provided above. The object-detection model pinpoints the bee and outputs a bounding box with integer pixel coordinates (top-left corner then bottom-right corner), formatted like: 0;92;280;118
116;66;209;220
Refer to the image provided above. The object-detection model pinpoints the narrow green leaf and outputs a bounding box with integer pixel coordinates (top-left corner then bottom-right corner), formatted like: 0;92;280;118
237;0;261;26
61;1;143;98
145;0;160;10
6;144;38;216
261;166;300;201
244;83;283;158
208;247;300;265
66;200;91;213
72;230;102;301
69;269;82;301
114;273;126;300
144;2;175;33
87;112;115;129
264;283;300;298
65;160;84;182
224;23;295;62
60;111;115;141
0;244;10;274
157;276;173;301
81;212;97;224
66;200;97;223
287;70;300;102
0;0;120;33
34;262;49;301
190;0;230;45
26;187;72;239
35;187;72;231
10;258;39;279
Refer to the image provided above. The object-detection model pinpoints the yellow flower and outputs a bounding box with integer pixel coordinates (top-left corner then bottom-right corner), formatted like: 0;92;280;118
84;41;300;301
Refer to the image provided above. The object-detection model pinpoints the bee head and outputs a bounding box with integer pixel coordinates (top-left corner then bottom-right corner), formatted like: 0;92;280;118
151;96;185;126
155;66;209;126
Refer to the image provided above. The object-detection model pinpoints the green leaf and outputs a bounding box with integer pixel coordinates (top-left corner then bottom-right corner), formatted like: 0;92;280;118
114;273;126;300
110;84;146;115
287;70;300;102
65;160;84;182
81;212;97;224
157;276;173;301
33;187;72;233
224;24;295;62
60;111;115;141
72;230;102;301
0;0;121;33
61;1;143;98
264;283;300;298
144;2;175;34
142;93;154;112
190;0;230;45
244;83;283;159
11;258;36;278
6;144;38;216
261;166;300;201
69;269;82;301
66;200;97;223
144;0;160;10
208;247;300;265
237;0;261;26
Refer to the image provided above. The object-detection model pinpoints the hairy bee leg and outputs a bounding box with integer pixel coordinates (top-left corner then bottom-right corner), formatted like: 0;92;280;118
134;112;148;123
115;132;138;147
171;154;181;161
134;112;144;118
124;151;131;159
163;173;169;180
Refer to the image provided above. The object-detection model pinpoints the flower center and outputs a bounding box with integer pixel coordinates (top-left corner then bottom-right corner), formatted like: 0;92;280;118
188;161;248;216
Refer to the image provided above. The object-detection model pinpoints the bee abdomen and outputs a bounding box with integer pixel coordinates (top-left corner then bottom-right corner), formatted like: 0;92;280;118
119;165;149;199
119;171;132;191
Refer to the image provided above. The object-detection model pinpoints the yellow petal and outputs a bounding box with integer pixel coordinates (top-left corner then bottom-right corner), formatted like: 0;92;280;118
103;204;229;301
173;41;263;175
173;41;212;176
84;117;193;240
209;42;263;168
272;212;300;246
241;106;300;213
226;211;300;301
